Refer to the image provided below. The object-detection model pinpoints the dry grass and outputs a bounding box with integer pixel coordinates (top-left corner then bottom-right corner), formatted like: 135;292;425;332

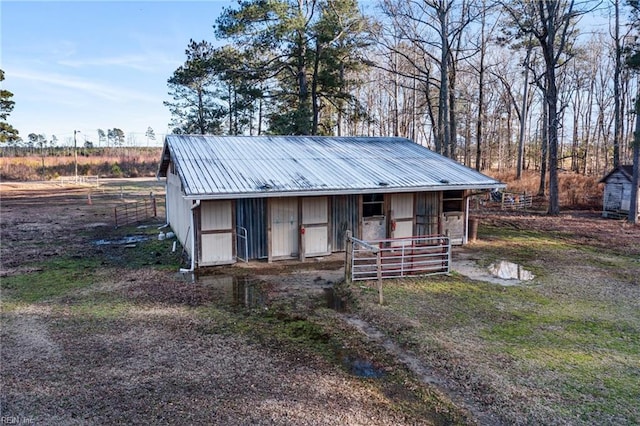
488;170;603;209
0;148;161;181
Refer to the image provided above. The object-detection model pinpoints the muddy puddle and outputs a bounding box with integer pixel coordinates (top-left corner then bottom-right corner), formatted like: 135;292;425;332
93;235;150;246
188;273;350;313
194;275;268;309
488;260;534;281
340;353;385;378
323;287;348;313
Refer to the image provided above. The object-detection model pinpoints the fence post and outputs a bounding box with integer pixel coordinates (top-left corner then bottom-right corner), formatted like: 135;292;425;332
376;249;383;305
345;230;352;284
114;206;118;228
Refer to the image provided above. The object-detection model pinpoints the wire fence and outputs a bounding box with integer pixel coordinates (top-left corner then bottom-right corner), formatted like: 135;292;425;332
114;196;158;228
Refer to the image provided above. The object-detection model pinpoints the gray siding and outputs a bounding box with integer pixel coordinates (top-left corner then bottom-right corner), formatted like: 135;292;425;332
235;198;267;260
331;195;358;251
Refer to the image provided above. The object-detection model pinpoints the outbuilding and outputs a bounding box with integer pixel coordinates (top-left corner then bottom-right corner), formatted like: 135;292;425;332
600;165;640;219
157;135;504;269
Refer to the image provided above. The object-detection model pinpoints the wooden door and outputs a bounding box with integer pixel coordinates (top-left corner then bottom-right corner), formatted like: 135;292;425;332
271;198;299;258
199;200;234;265
302;197;329;256
389;193;414;246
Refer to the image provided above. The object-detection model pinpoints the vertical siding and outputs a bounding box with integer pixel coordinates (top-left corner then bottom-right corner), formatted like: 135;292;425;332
201;200;232;230
201;234;233;264
331;195;358;252
167;169;193;257
390;193;414;219
236;198;267;259
302;197;328;224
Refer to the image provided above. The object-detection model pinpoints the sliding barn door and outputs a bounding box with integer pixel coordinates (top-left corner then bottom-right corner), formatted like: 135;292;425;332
302;197;329;256
270;198;299;258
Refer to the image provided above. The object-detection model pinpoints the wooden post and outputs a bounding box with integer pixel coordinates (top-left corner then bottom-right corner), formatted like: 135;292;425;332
376;249;383;305
345;230;352;284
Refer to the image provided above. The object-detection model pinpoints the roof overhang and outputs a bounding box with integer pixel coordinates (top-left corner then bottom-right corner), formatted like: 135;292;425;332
180;183;506;201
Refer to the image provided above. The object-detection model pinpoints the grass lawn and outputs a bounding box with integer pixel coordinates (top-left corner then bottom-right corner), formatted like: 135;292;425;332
351;222;640;425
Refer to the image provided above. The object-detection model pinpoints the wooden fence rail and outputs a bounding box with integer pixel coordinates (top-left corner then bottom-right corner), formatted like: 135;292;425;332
500;192;533;210
57;175;100;187
114;197;157;227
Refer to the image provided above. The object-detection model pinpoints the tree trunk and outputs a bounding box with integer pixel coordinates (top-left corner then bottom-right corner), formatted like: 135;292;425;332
438;7;450;157
546;66;560;215
517;45;531;179
629;93;640;224
311;42;321;135
538;96;548;197
296;29;309;135
613;0;622;168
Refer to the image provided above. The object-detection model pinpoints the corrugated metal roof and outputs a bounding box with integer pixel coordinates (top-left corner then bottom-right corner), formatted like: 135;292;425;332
158;135;504;199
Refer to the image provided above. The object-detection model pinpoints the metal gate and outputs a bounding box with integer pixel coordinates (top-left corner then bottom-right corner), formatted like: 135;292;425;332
346;235;451;282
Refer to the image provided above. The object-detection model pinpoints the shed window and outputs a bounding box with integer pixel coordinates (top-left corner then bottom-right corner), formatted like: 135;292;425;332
363;194;384;217
443;190;464;212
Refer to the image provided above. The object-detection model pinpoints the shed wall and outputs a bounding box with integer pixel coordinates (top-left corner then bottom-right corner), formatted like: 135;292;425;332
166;169;193;257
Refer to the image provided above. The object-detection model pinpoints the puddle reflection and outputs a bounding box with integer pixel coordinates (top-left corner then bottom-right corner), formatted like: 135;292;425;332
488;260;534;281
195;275;267;309
324;287;348;313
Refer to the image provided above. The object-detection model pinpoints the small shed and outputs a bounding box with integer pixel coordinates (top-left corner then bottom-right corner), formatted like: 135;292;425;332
157;135;504;269
600;165;640;219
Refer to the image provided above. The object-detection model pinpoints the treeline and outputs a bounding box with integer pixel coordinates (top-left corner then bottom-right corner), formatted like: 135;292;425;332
165;0;640;217
0;147;161;181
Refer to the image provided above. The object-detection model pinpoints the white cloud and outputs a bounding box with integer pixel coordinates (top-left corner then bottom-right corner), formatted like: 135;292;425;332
11;69;162;104
58;54;180;72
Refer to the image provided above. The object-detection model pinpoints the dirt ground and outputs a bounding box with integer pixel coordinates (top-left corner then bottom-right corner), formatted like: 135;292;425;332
0;180;463;425
1;179;639;425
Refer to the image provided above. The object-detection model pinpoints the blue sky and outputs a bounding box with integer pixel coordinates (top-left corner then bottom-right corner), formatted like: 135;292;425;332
1;1;616;147
1;1;232;146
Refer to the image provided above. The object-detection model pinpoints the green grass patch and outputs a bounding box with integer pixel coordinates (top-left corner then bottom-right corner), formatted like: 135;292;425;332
363;266;640;423
65;297;136;319
90;222;184;270
1;257;99;303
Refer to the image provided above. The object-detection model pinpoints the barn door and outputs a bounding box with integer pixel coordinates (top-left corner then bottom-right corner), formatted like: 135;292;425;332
302;197;329;257
199;200;234;265
389;193;414;246
416;192;440;236
271;198;299;258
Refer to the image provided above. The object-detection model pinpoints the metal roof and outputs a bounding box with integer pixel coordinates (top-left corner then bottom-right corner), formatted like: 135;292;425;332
158;135;504;199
